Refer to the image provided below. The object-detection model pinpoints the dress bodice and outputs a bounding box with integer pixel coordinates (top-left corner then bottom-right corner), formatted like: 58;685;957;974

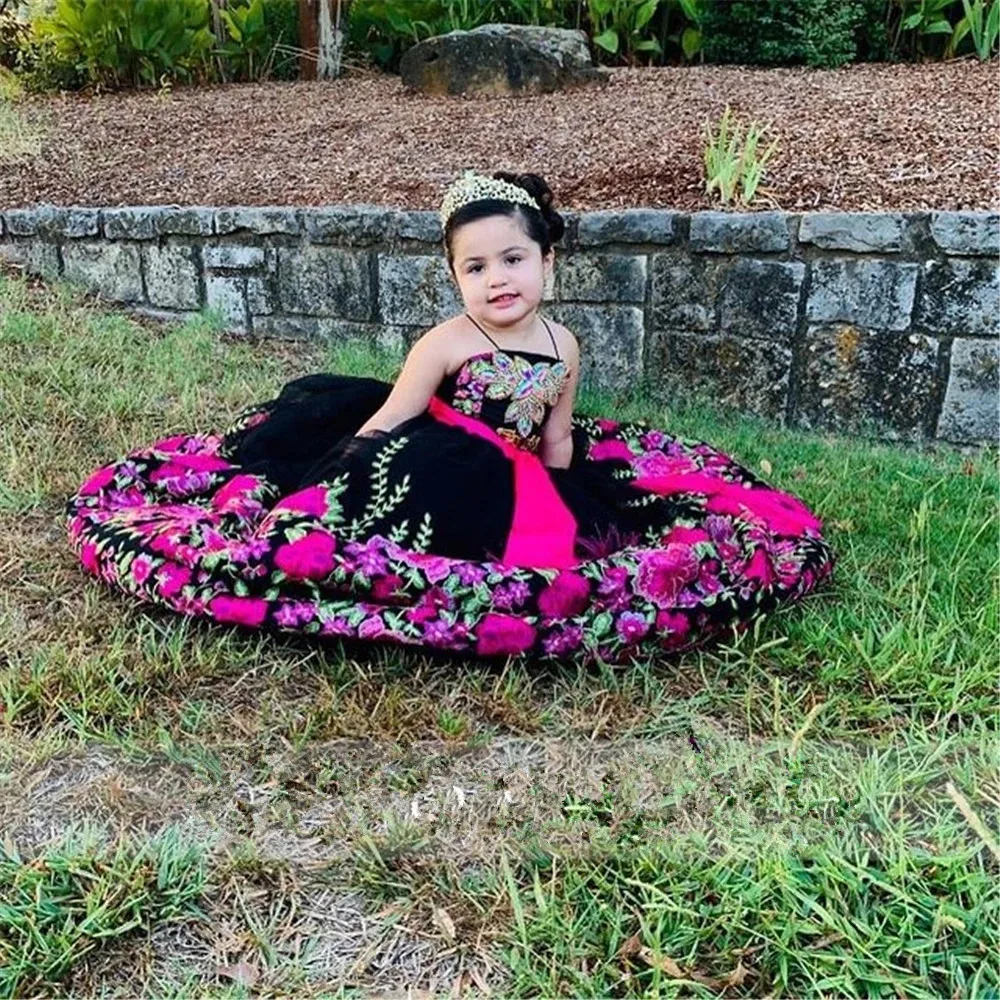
436;349;570;453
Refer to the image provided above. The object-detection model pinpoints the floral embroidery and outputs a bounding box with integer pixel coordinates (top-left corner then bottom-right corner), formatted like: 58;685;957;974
67;405;834;664
448;351;569;446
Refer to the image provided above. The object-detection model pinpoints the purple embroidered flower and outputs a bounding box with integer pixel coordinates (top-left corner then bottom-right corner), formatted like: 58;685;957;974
167;471;214;497
230;537;271;563
493;580;530;610
598;567;629;596
423;618;463;648
274;601;316;628
108;487;145;508
321;615;354;637
616;611;650;643
358;615;386;639
542;624;584;656
639;430;667;451
456;563;486;586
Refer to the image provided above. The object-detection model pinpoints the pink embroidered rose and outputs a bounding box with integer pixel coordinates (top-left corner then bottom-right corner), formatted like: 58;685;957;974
157;563;192;598
371;574;404;602
275;485;329;517
634;544;700;608
633;452;696;479
210;595;268;627
663;525;710;546
655;610;692;649
589;439;634;462
214;474;264;509
403;552;454;584
274;531;337;581
538;571;590;618
152;433;188;452
743;547;775;586
79;465;116;496
80;542;100;573
476;614;536;657
131;556;154;586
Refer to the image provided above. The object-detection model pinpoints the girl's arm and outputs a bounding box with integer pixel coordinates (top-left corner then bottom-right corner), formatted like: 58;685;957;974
355;334;449;436
540;335;580;469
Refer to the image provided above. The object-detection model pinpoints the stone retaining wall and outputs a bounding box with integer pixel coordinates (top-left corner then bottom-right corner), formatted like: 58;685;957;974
1;204;996;443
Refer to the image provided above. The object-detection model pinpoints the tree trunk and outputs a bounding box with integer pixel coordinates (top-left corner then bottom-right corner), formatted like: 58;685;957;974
299;0;350;80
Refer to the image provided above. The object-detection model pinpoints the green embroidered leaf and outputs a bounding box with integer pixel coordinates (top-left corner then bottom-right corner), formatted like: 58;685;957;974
284;526;308;543
591;612;613;637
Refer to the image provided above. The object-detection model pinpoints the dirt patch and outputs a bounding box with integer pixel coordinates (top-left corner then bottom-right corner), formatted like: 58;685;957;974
2;61;996;212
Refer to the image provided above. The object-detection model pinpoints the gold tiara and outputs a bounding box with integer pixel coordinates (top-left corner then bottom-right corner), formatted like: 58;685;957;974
439;169;541;226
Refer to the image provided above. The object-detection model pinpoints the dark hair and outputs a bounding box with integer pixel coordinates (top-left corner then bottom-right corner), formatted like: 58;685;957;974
443;171;566;272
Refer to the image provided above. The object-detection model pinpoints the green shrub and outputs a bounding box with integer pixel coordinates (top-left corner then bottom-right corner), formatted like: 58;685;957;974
261;0;299;79
701;0;891;67
35;0;215;88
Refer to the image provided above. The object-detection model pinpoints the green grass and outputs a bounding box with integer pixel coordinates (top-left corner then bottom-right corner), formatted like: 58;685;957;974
0;272;997;996
0;825;208;997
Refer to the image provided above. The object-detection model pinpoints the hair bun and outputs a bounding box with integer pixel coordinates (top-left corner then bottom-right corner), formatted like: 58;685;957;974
493;171;565;244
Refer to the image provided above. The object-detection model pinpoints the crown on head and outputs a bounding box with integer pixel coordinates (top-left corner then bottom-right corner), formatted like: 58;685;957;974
439;169;541;227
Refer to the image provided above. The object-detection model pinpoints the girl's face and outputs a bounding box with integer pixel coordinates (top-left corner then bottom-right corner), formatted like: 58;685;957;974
449;213;553;330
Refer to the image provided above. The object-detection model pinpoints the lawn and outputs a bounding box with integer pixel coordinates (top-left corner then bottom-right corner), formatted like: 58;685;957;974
1;271;997;997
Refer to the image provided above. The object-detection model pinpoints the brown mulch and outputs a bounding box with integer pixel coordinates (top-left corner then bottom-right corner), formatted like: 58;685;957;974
2;60;998;212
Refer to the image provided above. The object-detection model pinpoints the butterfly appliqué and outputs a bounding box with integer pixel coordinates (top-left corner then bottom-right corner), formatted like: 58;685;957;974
466;352;570;441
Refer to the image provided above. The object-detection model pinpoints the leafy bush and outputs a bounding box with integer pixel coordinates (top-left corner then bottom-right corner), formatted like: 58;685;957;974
35;0;215;88
261;0;299;79
701;0;883;68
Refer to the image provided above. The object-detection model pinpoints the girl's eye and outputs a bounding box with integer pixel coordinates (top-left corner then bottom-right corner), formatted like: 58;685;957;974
467;256;521;274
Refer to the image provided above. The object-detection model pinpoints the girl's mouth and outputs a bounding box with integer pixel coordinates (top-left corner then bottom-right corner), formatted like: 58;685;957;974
491;294;518;306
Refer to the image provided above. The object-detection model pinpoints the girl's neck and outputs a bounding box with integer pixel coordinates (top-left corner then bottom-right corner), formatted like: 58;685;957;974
466;306;541;340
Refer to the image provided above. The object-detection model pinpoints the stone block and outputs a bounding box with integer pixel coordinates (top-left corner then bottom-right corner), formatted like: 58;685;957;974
205;274;248;331
690;212;789;253
576;210;679;246
0;239;61;278
246;275;274;315
557;253;646;303
798;212;904;252
279;245;371;318
203;244;266;270
304;205;400;244
215;207;301;236
646;330;791;420
936;339;999;443
546;303;643;394
62;242;143;302
807;259;918;332
102;208;160;240
649;256;722;331
3;205;62;237
929;212;1000;256
378;254;461;325
915;257;998;338
396;211;442;243
251;315;322;338
142;243;201;310
795;324;940;439
717;258;805;341
156;208;214;237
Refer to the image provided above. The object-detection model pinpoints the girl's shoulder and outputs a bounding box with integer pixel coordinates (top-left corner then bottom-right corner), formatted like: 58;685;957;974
545;319;579;365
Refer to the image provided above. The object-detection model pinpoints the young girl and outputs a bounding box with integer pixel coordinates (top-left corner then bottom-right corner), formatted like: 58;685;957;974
68;169;832;663
231;169;665;568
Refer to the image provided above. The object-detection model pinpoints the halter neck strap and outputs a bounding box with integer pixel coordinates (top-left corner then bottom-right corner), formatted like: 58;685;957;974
464;312;560;360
